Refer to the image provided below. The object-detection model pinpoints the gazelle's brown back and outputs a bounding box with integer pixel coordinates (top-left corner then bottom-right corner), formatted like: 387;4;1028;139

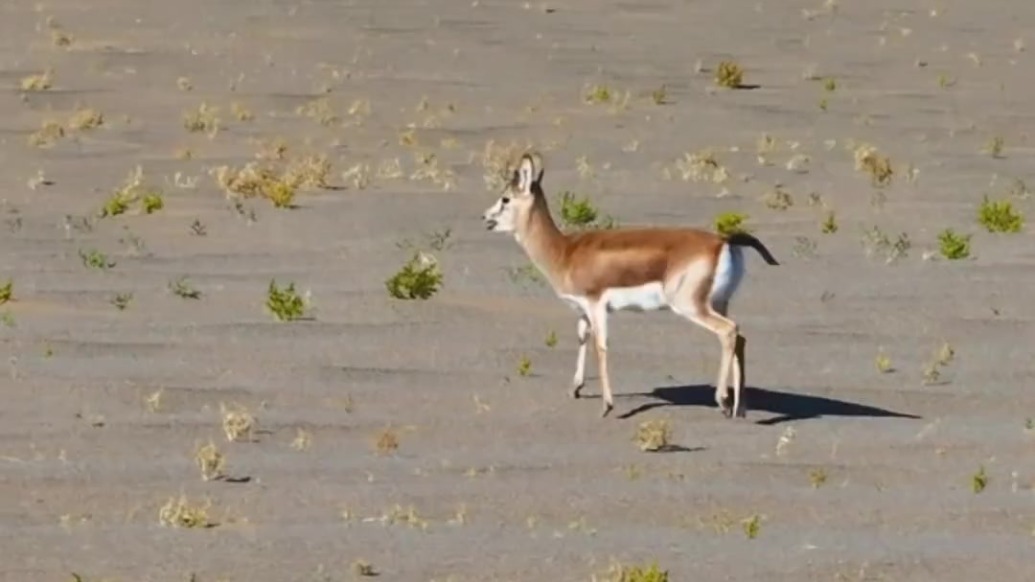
559;227;725;298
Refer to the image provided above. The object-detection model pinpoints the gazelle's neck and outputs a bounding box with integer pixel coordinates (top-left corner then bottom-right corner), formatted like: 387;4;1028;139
515;195;568;285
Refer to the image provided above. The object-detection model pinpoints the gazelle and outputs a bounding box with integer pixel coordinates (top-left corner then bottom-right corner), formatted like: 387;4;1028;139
482;153;779;419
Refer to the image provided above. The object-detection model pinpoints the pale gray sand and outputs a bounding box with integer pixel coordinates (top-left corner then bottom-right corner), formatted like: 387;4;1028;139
1;1;1034;580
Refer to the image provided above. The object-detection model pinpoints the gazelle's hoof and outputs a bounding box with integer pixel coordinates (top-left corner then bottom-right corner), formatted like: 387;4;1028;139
570;383;583;399
718;396;733;418
601;402;614;418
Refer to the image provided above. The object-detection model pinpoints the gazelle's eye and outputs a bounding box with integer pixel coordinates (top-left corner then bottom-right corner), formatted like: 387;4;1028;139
500;197;510;205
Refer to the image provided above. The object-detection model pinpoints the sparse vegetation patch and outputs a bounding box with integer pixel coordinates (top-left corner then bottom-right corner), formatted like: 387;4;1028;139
386;252;443;300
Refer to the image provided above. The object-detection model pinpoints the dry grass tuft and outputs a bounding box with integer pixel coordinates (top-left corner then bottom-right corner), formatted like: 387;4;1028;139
67;107;103;131
291;428;312;451
158;494;213;528
213;163;296;208
374;426;400;455
194;441;226;481
352;560;378;577
296;97;339;126
20;70;53;91
480;140;528;191
635;419;673;452
714;60;744;88
670;149;729;184
284;154;332;189
853;143;894;187
183;102;220;136
27;120;65;148
382;504;429;530
598;560;669;582
214;151;336;208
220;403;256;442
231;101;255;122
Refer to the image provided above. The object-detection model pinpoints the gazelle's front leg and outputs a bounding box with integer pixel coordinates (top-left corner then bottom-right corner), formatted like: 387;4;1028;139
589;302;614;418
571;315;591;398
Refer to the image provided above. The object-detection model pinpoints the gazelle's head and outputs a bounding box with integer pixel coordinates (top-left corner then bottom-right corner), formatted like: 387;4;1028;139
482;153;543;234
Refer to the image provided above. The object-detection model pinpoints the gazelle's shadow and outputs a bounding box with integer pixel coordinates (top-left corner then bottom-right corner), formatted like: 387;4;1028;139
611;384;922;425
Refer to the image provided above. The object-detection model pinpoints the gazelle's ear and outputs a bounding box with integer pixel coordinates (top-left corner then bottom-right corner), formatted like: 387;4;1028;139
516;154;537;194
528;152;545;187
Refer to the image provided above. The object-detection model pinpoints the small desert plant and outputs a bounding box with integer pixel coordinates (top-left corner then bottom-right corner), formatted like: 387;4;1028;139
78;249;115;270
190;219;207;236
977;196;1023;233
808;467;828;488
742;514;762;539
374;426;399;455
863;226;910;263
983;136;1005;158
296;97;338;126
971;465;988;493
922;361;942;385
291;428;312;451
220;404;256;442
650;84;669;105
604;561;669;582
937;229;971;260
516;355;533;377
20;70;53;91
544;330;558;348
875;349;894;373
823;77;837;92
763;187;793;210
141;192;164;214
110;292;133;311
714;60;744;88
584;84;613;104
27;120;65;148
635;419;672;452
67;107;103;131
169;276;201;299
793;236;817;259
100;191;132;218
853;144;894;188
100;166;163;218
559;191;599;227
937;341;955;367
194;441;226;481
183;102;220;135
230;102;254;122
0;280;12;305
714;211;748;236
385;252;442;300
922;341;955;385
266;280;307;321
213;163;297;209
821;211;839;234
352;560;378;577
158;495;212;528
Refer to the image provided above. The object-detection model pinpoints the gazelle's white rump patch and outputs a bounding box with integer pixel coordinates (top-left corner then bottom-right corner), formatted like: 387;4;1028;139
709;243;745;306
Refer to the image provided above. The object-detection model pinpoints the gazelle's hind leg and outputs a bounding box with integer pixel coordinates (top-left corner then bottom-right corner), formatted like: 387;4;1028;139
670;296;739;418
713;300;747;417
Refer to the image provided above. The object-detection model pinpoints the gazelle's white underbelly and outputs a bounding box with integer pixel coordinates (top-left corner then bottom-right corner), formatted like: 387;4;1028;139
561;281;670;316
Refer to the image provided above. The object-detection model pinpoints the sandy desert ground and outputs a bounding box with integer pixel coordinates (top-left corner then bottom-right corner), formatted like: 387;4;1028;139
1;0;1034;580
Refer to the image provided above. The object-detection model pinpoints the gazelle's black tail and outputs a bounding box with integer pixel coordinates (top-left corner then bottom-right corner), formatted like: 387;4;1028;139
726;232;780;266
